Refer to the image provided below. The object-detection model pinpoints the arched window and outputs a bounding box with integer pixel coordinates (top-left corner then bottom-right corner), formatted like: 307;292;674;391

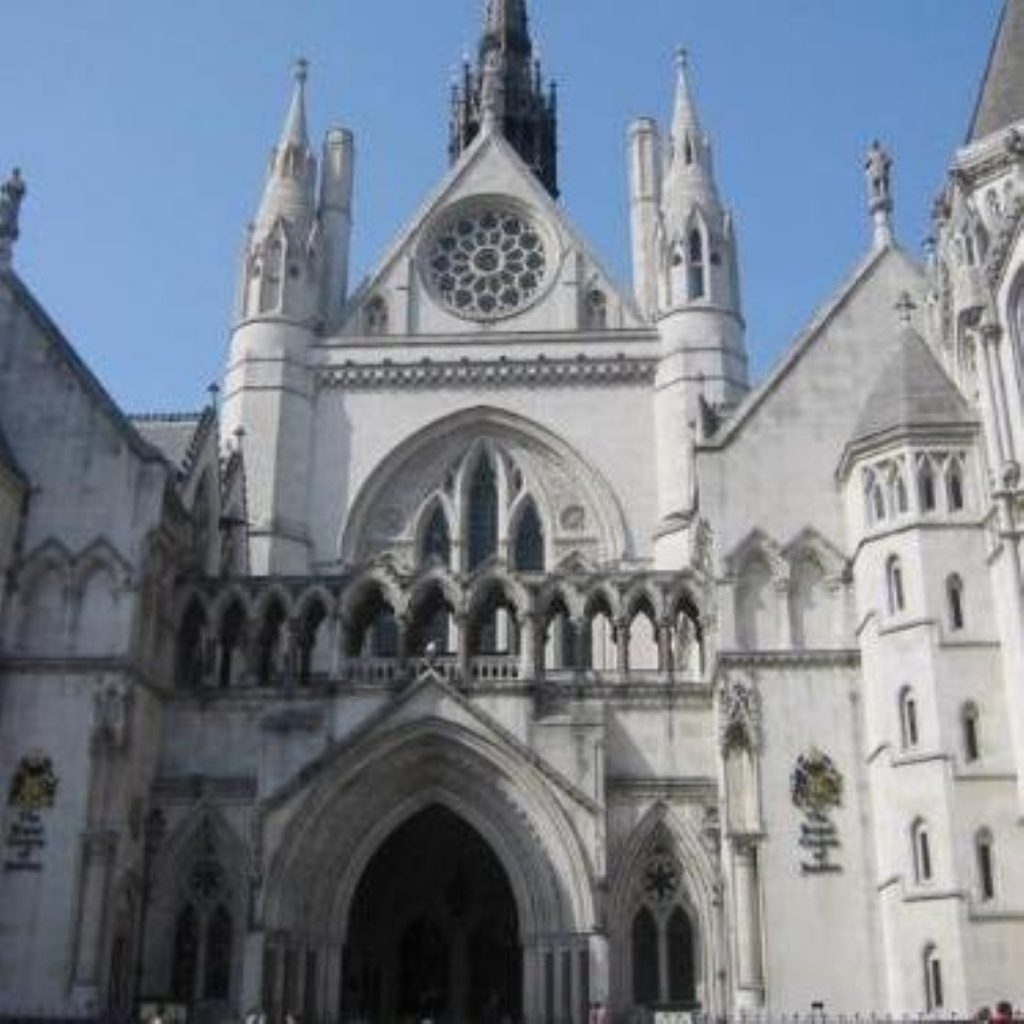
218;601;247;690
512;501;544;571
177;600;207;689
585;596;616;672
892;468;909;515
912;819;933;883
408;585;454;657
631;907;659;1005
962;702;980;763
918;457;937;512
899;686;919;750
256;600;287;687
976;829;995;901
204;905;233;1000
544;597;577;671
171;905;199;1002
585;288;608;329
687;228;706;300
946;574;965;631
946;458;965;511
865;470;886;525
348;590;399;660
420;505;451;568
886;555;905;615
467;455;498;571
363;295;388;335
924;945;944;1010
667;907;697;1005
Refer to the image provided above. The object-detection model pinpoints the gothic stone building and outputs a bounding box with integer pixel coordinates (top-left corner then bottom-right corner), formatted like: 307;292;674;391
3;1;1024;1021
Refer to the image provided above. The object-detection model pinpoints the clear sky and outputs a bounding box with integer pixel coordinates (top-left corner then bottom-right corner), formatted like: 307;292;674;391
0;0;1003;413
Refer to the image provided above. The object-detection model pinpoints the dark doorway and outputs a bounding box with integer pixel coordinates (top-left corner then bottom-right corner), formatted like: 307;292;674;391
344;805;522;1023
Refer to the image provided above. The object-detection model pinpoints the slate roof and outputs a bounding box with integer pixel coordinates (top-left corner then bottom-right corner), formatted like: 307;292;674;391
968;0;1024;142
131;408;214;479
851;329;973;446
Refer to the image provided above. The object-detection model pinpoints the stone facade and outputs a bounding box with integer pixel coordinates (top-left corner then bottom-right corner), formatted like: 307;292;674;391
2;2;1024;1022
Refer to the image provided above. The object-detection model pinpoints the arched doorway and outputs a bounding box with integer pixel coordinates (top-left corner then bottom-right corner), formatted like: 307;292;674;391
343;804;522;1023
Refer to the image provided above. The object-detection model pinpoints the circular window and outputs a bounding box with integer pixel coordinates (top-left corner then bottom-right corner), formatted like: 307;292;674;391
422;201;552;321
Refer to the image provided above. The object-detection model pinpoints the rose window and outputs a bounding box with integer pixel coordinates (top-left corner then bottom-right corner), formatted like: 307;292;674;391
425;205;550;320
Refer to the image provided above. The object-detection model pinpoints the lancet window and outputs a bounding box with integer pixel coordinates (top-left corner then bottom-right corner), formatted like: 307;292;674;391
467;455;499;571
688;228;706;300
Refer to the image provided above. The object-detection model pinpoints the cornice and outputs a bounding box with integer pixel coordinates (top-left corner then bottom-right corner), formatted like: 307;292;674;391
606;777;717;802
715;649;860;672
316;353;657;391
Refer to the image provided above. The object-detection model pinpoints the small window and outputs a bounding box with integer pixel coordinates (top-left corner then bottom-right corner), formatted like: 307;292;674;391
420;505;451;568
865;471;886;525
946;574;965;631
364;295;389;335
918;458;937;512
912;819;932;883
899;687;919;749
688;229;705;300
585;288;608;329
892;469;909;515
924;945;944;1010
886;555;905;615
962;702;980;763
512;500;545;571
976;829;995;901
946;459;965;512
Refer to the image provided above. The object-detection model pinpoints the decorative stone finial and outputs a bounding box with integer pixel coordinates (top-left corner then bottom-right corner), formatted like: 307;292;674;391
676;47;689;72
0;167;27;270
865;141;894;250
294;57;309;85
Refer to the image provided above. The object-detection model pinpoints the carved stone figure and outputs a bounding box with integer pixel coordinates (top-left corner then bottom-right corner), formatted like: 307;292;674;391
0;168;26;243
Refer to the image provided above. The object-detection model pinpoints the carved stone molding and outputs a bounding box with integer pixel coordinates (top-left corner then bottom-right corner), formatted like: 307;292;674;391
317;354;657;391
718;672;762;752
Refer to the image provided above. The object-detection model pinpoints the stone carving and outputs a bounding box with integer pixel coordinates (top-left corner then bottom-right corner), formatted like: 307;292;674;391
318;354;657;391
8;752;58;810
93;680;133;750
791;748;843;874
718;674;761;752
865;141;892;212
641;849;681;905
0;168;26;247
560;504;585;532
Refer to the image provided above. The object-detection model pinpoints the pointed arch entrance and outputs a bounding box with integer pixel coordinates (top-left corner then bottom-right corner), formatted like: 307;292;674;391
345;804;521;1023
258;715;599;1023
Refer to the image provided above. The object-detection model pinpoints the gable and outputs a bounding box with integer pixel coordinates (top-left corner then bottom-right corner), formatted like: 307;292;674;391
335;129;642;338
696;246;927;559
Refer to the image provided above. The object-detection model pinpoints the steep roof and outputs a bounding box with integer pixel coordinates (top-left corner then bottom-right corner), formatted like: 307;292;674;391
131;408;215;480
968;0;1024;142
850;329;973;446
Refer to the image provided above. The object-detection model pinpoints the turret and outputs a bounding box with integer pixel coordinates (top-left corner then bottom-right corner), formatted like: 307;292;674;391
320;126;355;330
645;51;748;567
222;61;343;575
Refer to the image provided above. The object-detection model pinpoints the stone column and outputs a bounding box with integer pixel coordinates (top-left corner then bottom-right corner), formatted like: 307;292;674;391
456;613;471;685
71;828;118;1005
732;838;764;1009
656;619;674;676
773;579;792;650
394;613;410;684
322;944;343;1024
520;612;542;681
241;930;266;1014
614;620;630;678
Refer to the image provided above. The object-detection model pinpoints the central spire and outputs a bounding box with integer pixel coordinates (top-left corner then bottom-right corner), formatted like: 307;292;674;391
449;0;559;197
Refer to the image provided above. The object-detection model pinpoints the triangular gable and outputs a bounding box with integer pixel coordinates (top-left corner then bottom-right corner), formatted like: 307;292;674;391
337;127;642;334
263;666;599;816
703;245;925;449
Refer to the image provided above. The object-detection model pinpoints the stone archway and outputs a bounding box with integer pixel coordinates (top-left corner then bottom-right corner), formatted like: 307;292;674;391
256;714;599;1024
344;804;521;1023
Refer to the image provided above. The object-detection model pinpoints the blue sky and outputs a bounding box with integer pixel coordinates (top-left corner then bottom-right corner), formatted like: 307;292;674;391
0;1;1002;413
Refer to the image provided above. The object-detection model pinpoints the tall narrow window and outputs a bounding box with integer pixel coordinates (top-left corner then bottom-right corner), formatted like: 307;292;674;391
946;574;965;631
918;458;937;512
631;907;659;1005
962;702;980;763
687;229;706;300
513;501;544;571
976;829;995;901
467;456;498;571
666;907;697;1005
892;469;909;515
204;906;233;1000
912;820;932;883
899;687;919;749
364;295;388;335
171;905;199;1002
886;555;905;615
865;470;885;525
946;459;965;511
924;945;944;1010
421;505;451;567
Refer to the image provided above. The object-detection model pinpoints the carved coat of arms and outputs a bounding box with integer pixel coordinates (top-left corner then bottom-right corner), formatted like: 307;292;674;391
8;754;59;811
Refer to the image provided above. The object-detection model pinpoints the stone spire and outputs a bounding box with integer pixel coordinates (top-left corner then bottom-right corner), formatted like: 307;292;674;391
967;0;1024;143
0;168;27;272
449;0;559;197
864;140;895;250
255;59;317;236
661;49;722;242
